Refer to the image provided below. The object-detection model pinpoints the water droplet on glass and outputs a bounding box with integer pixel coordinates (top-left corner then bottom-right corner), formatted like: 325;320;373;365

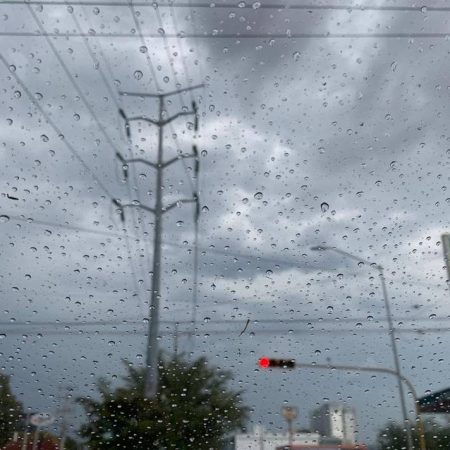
134;70;143;80
0;215;10;223
40;134;49;142
254;192;263;200
202;205;209;213
292;51;301;61
139;46;148;53
320;202;329;212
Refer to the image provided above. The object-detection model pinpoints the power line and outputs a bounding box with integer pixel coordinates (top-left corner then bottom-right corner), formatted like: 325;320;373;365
0;55;114;198
69;3;147;312
0;212;325;271
26;4;121;156
1;315;448;327
2;326;450;336
2;31;449;39
3;212;447;289
68;2;121;110
1;1;447;12
127;0;160;91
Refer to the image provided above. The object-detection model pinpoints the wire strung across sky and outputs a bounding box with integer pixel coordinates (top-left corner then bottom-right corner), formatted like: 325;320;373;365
0;55;114;199
1;315;448;327
1;212;447;293
1;1;448;12
1;31;450;39
1;326;449;336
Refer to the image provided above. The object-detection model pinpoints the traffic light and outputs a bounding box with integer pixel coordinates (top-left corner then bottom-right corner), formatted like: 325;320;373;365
258;357;295;369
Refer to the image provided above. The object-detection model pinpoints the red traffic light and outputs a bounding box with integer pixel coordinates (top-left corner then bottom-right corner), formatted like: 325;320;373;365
258;357;270;369
258;357;295;369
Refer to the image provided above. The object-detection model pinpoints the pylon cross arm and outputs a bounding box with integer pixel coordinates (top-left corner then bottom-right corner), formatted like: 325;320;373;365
163;153;196;168
162;110;195;126
127;115;160;126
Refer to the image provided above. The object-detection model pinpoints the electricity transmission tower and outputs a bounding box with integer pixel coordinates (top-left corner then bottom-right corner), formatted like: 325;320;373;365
114;84;203;398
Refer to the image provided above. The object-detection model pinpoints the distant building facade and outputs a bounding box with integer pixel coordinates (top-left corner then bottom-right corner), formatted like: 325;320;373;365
232;425;320;450
310;403;357;444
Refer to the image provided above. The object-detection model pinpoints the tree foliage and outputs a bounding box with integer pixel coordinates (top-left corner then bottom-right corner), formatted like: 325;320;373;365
0;373;23;446
78;354;248;449
377;419;450;450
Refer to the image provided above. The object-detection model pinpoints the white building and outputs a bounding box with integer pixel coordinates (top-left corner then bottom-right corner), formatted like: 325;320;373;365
310;403;357;444
233;425;320;450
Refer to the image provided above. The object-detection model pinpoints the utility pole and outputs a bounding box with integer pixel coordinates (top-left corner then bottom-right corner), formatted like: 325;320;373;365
116;84;203;399
173;321;179;356
58;386;72;450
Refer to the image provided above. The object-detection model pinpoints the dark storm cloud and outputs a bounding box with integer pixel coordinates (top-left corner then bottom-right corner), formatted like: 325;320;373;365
0;1;449;445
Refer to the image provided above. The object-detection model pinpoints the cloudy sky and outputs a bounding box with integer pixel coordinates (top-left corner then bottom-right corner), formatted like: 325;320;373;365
0;0;450;445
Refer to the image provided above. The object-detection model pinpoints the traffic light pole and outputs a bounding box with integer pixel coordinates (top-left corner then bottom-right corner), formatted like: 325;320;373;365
117;84;203;399
258;358;426;450
296;362;426;450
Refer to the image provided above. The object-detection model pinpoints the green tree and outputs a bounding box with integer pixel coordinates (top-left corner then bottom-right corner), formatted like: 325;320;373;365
78;354;248;449
377;419;450;450
0;373;23;446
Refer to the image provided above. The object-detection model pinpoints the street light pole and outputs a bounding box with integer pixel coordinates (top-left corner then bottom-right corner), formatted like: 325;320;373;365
311;246;415;450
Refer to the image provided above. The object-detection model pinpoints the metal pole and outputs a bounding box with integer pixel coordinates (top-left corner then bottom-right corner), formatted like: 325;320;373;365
144;95;164;399
31;426;39;450
378;266;414;450
21;414;29;450
288;418;293;447
119;85;202;399
311;246;415;449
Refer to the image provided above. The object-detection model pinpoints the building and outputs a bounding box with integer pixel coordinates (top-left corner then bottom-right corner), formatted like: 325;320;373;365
275;445;367;450
310;404;357;444
232;425;320;450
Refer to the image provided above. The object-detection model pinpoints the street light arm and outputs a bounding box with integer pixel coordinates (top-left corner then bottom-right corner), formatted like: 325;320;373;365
311;245;379;268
